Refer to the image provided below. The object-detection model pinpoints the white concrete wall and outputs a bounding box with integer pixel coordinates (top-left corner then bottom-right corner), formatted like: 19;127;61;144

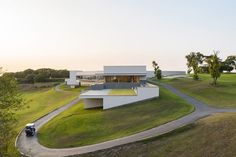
84;98;103;109
65;71;81;86
140;76;147;81
103;86;159;109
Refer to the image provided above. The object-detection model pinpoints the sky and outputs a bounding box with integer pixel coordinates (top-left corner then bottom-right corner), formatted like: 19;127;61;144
0;0;236;72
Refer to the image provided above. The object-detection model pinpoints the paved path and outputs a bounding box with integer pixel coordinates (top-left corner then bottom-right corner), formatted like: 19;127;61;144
16;83;236;157
55;84;64;92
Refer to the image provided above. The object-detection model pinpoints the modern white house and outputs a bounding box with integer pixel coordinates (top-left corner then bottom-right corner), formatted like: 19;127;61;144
65;69;185;88
65;66;186;109
76;66;159;109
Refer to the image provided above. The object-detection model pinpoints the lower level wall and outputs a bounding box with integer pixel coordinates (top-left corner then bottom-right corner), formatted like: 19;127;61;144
65;79;81;87
103;87;159;109
84;98;103;109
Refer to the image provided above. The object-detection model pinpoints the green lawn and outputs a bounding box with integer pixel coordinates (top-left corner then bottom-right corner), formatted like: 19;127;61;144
59;84;88;92
38;86;194;148
152;73;236;108
79;113;236;157
15;87;80;131
8;84;83;156
108;89;136;95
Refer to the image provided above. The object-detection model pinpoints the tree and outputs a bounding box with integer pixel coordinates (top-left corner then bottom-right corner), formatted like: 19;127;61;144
205;51;221;86
34;73;48;82
0;70;24;156
199;65;209;73
152;61;162;79
185;52;204;80
220;55;236;73
6;68;69;84
25;74;35;84
220;62;234;73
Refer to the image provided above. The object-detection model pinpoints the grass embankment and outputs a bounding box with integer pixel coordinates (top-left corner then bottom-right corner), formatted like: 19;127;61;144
156;73;236;108
38;86;194;148
11;84;84;156
108;89;136;95
78;113;236;157
16;86;80;131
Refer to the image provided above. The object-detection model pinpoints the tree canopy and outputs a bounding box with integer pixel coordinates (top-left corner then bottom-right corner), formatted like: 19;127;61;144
0;71;24;156
220;55;236;73
6;68;69;84
185;52;204;80
205;52;221;85
152;61;162;79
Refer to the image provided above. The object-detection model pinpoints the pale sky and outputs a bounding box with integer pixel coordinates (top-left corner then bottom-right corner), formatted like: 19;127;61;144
1;0;236;72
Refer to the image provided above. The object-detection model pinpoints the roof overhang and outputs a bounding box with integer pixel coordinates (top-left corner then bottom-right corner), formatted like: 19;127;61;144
102;73;147;76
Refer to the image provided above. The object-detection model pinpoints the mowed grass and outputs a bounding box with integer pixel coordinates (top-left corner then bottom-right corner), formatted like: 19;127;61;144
38;86;194;148
157;73;236;108
9;84;82;156
59;84;88;92
78;113;236;157
108;89;136;95
15;85;81;131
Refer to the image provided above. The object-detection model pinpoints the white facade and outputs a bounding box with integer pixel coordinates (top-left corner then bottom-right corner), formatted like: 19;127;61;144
80;85;159;109
65;71;103;87
66;67;186;88
66;66;159;109
103;86;159;109
65;71;82;88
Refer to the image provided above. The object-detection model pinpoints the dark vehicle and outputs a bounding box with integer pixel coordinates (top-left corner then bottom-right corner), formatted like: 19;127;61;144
25;123;36;136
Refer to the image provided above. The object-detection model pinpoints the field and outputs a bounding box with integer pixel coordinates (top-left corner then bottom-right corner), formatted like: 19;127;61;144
108;89;136;95
78;113;236;157
157;74;236;108
38;86;194;148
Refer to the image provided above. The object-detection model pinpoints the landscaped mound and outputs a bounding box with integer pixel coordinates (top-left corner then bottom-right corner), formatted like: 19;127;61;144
77;113;236;157
38;86;194;148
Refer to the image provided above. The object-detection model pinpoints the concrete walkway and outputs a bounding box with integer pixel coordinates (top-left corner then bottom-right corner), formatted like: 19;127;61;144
16;83;236;157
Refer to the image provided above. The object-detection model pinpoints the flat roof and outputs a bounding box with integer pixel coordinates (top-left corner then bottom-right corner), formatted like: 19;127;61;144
104;66;147;75
76;71;103;76
80;89;111;96
102;73;147;76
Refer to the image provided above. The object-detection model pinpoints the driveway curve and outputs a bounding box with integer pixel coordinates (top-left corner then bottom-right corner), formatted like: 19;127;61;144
16;83;236;157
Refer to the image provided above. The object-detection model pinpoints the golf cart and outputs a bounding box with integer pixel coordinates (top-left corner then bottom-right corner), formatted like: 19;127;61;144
25;123;36;136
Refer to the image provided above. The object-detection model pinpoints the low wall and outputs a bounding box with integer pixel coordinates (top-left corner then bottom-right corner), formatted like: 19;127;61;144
90;82;141;90
103;86;159;109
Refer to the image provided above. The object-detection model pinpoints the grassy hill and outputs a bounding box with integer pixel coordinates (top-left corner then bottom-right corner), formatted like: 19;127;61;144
38;86;194;148
11;83;82;156
157;73;236;108
77;113;236;157
72;74;236;157
16;84;82;131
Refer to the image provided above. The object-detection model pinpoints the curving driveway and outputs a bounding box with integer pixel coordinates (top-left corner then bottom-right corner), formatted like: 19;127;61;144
16;83;236;157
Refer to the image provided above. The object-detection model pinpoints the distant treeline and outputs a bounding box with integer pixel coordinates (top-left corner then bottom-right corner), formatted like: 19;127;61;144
5;68;69;84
